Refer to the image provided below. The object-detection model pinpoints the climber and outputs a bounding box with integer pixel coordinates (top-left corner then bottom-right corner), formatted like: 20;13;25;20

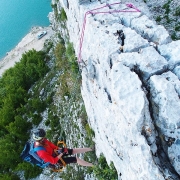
117;30;125;53
32;128;94;168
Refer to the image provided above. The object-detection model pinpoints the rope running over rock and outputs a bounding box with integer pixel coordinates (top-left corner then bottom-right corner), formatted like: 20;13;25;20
78;2;141;63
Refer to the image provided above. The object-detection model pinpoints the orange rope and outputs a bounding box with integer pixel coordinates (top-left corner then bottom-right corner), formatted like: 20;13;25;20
52;141;67;172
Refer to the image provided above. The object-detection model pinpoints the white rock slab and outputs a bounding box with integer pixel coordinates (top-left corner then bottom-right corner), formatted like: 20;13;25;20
149;72;180;174
158;40;180;70
131;15;171;45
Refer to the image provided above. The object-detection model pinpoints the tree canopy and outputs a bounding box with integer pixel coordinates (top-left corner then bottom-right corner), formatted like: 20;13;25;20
0;49;49;179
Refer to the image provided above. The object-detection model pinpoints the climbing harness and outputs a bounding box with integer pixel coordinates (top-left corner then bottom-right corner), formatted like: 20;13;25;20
51;140;67;172
78;2;141;62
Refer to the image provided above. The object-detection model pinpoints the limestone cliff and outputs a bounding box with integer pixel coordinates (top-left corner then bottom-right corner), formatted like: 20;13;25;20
49;0;180;179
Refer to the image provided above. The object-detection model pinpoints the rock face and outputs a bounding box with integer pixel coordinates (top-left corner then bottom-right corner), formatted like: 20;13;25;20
52;0;180;179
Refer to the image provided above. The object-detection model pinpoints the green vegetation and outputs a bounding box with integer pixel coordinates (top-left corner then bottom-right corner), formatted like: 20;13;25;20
154;0;180;40
0;29;117;179
156;16;161;22
162;0;171;14
51;3;58;19
175;25;180;31
48;37;117;179
0;49;50;179
60;8;67;21
93;154;118;180
51;4;67;23
66;42;79;74
171;32;177;40
174;6;180;16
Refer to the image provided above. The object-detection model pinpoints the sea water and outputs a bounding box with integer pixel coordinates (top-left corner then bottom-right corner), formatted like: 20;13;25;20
0;0;52;60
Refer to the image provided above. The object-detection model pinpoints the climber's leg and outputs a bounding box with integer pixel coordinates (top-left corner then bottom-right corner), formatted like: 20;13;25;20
72;148;92;154
76;157;93;167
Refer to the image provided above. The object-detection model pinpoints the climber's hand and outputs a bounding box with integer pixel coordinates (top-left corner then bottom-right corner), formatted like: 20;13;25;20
58;153;64;159
63;148;68;154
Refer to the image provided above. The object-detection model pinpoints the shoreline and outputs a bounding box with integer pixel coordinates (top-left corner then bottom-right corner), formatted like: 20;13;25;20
0;26;54;77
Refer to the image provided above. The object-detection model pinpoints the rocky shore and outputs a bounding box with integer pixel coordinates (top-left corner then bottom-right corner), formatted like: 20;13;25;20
0;26;54;76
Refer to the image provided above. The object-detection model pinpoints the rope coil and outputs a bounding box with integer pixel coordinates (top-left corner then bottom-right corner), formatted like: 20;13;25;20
52;140;67;172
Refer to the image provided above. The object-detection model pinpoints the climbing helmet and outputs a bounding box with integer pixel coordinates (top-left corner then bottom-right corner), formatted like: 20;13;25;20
33;128;46;141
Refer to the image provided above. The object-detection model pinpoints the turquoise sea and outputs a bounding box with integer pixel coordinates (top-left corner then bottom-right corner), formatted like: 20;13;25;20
0;0;52;60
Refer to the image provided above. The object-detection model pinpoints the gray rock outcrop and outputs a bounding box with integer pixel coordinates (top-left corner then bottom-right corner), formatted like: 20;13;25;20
51;0;180;179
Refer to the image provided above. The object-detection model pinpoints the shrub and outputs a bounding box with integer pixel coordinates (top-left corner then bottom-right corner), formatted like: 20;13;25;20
57;33;65;44
60;8;67;21
44;40;53;53
54;43;66;68
65;42;79;74
32;113;42;125
156;16;161;22
164;15;170;23
162;1;171;14
175;25;180;31
45;119;50;126
51;3;59;20
16;162;42;179
85;124;95;137
93;154;118;180
171;32;177;40
174;7;180;16
0;173;19;180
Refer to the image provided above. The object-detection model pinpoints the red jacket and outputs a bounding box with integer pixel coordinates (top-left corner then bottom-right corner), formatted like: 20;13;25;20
35;138;59;164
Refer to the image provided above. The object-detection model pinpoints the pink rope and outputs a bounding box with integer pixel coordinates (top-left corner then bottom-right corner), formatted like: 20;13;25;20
78;2;141;63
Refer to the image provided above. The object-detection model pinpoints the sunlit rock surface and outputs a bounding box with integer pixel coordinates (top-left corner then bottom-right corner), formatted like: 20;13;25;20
49;0;180;179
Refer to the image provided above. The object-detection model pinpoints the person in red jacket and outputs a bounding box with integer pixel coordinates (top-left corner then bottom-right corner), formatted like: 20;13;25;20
33;129;93;167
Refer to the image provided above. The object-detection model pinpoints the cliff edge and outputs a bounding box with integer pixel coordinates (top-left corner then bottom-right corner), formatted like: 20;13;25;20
50;0;180;179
